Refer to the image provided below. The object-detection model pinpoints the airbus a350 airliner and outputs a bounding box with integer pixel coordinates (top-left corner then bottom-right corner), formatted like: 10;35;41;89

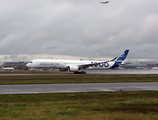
26;50;129;74
100;1;109;4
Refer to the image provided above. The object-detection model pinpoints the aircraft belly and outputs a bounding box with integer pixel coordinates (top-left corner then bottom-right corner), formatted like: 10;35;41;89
87;66;110;70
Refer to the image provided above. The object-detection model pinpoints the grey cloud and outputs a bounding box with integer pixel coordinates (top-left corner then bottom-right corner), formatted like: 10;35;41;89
0;0;158;61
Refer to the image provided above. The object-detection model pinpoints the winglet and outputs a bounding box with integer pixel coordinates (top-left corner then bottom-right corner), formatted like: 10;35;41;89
110;57;118;62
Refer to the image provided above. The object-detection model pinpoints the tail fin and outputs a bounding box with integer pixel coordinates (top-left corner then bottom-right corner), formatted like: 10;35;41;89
116;50;129;62
111;50;129;68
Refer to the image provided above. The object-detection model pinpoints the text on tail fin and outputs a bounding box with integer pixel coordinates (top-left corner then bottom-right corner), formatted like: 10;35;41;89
116;50;129;61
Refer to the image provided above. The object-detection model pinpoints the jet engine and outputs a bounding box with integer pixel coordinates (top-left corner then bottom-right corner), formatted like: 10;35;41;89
69;66;79;72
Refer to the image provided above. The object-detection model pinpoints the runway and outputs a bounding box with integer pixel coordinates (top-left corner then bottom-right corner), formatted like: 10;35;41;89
0;69;158;76
0;70;158;94
0;82;158;94
87;69;158;75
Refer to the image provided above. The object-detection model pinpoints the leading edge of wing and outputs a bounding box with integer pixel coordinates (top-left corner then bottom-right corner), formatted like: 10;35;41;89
78;58;116;68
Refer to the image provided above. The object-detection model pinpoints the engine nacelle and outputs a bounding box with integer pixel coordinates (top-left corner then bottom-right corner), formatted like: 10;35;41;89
69;66;79;72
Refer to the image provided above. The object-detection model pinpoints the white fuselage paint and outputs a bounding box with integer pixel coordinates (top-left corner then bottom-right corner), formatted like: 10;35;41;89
26;59;115;70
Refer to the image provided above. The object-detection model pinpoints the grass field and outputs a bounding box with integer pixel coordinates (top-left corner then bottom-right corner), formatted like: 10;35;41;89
0;73;158;84
1;72;158;119
0;91;158;120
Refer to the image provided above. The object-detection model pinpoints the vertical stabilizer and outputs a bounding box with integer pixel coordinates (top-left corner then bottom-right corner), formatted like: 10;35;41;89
111;50;129;68
116;50;129;62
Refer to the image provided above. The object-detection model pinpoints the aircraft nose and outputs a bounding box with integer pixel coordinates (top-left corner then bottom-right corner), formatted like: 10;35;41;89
26;63;30;67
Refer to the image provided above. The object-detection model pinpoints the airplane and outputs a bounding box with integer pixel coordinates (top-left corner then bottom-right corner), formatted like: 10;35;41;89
26;50;129;74
100;1;109;4
1;66;15;71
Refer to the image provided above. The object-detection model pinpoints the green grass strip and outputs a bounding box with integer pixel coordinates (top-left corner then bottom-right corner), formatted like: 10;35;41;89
0;74;158;84
0;91;158;120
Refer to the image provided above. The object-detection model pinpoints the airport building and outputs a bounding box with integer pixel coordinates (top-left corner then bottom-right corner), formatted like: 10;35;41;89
1;61;29;70
147;63;158;69
122;61;158;69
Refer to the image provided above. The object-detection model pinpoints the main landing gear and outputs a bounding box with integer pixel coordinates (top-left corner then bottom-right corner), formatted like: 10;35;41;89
74;71;86;74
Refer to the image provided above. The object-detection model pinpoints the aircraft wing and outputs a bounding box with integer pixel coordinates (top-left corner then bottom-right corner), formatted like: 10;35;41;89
110;57;117;61
78;57;116;69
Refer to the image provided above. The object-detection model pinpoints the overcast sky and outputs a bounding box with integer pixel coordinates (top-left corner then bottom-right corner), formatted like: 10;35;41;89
0;0;158;62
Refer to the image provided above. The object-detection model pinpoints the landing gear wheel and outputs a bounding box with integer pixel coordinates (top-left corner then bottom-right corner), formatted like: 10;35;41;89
74;71;86;74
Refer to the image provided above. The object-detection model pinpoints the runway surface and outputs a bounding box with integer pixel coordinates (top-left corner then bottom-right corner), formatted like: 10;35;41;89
0;70;158;94
0;69;158;76
88;69;158;75
0;82;158;94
